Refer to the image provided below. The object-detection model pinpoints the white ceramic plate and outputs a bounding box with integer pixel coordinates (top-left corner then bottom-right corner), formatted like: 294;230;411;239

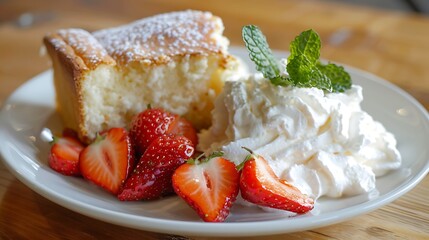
1;47;429;237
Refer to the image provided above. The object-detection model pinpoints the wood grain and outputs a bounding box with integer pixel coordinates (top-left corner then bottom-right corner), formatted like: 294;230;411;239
0;0;428;239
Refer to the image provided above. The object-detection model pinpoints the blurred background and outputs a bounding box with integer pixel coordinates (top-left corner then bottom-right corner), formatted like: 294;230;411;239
327;0;429;14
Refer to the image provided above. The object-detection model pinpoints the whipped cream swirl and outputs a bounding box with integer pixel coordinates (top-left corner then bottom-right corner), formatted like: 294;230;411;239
198;73;401;199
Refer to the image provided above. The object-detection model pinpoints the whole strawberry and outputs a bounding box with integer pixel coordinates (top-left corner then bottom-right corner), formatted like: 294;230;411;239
79;128;134;195
48;133;84;176
238;147;314;214
172;152;239;222
129;107;198;157
118;134;194;201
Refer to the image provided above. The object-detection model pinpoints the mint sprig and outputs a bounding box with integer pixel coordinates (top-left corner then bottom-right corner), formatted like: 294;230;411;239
242;25;351;93
242;25;291;86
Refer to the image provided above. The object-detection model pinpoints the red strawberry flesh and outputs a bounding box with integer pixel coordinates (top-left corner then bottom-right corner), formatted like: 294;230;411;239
172;155;239;222
79;128;134;194
240;153;314;214
48;136;84;176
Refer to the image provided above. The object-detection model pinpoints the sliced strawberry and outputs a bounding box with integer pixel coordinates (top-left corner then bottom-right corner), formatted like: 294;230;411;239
118;134;194;201
172;152;239;222
79;128;134;195
129;107;197;157
238;147;314;214
48;135;84;176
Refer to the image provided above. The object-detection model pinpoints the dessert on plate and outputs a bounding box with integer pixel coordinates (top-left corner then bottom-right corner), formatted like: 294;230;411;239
43;12;402;222
43;10;245;143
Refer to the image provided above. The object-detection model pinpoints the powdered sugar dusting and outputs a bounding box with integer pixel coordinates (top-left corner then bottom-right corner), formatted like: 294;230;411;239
56;29;113;67
93;10;228;65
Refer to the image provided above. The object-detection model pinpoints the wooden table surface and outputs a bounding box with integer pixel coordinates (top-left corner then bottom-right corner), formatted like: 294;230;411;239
1;0;428;239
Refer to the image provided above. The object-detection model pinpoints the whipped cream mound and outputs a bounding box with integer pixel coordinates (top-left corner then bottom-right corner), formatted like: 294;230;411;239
198;73;401;199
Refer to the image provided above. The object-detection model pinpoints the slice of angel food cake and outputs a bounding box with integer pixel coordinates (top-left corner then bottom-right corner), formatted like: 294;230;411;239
43;10;247;144
198;26;401;204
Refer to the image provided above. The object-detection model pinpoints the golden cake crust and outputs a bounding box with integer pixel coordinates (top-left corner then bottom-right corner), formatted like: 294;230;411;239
45;10;229;69
43;32;109;142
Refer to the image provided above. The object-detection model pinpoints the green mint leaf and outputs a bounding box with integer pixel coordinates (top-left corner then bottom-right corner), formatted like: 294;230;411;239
287;55;332;91
316;62;352;92
242;25;291;86
287;29;332;91
288;29;321;65
242;26;351;92
287;29;351;92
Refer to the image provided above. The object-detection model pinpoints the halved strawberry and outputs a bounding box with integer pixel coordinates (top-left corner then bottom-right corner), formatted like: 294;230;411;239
118;134;194;201
48;135;84;176
129;107;198;157
172;152;239;222
79;128;134;195
238;147;314;214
